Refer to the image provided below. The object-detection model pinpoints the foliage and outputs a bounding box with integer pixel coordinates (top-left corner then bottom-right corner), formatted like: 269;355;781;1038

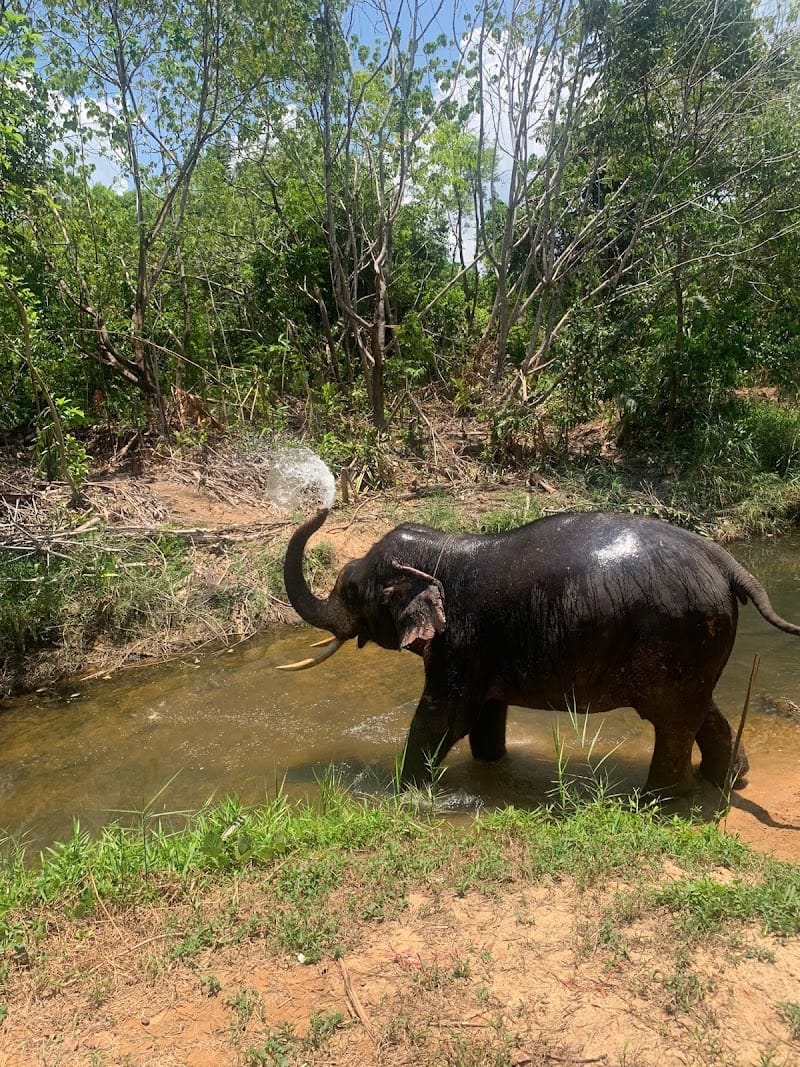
0;0;797;478
0;536;193;660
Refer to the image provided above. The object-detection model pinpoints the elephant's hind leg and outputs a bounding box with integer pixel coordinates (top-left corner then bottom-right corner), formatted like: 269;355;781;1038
696;700;749;789
469;700;508;762
638;696;699;797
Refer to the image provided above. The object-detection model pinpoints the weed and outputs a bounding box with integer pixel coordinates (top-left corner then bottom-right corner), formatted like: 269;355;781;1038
245;1023;295;1065
2;781;798;982
143;954;163;982
306;1010;344;1048
87;978;112;1007
444;1027;516;1067
414;495;465;532
725;933;776;964
451;837;510;896
200;974;222;997
662;952;713;1015
382;1012;429;1048
226;988;261;1033
415;960;447;990
653;868;800;936
394;737;452;816
596;918;631;961
777;1001;800;1040
478;491;541;533
549;702;625;814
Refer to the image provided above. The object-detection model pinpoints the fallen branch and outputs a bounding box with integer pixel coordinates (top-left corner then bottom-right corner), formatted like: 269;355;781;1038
338;959;379;1045
0;518;296;557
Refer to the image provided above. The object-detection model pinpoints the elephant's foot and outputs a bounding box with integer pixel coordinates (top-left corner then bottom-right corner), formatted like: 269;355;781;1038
469;700;508;763
699;744;749;790
696;703;749;790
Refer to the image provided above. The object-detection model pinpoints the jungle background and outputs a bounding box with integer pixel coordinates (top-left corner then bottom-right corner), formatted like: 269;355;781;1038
2;0;800;484
3;5;800;1062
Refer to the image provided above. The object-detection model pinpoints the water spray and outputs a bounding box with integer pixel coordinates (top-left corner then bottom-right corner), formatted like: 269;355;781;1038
266;446;336;511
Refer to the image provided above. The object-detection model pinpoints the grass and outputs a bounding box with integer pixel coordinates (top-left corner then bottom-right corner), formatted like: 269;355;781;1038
0;528;290;697
777;1001;800;1040
1;777;798;962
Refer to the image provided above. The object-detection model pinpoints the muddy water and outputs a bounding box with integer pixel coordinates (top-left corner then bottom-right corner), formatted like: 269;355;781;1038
1;537;799;857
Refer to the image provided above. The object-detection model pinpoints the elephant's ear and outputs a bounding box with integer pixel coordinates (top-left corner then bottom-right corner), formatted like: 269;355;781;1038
381;562;446;656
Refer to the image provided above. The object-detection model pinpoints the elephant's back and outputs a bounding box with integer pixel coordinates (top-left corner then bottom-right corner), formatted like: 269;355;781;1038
455;511;736;622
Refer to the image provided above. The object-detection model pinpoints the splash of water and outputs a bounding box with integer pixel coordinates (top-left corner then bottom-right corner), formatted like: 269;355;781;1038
267;446;337;511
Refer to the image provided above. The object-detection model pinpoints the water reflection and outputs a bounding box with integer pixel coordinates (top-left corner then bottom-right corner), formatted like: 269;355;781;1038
1;535;799;852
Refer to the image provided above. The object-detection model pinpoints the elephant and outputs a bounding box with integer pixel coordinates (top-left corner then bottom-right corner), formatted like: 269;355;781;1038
278;508;800;795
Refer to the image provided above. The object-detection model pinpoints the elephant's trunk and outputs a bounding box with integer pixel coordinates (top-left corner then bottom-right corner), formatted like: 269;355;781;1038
282;508;353;638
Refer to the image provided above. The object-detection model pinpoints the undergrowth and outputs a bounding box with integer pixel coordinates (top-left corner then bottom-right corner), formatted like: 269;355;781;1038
0;534;291;696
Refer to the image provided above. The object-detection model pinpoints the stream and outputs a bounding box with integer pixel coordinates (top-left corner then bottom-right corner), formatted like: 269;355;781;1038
1;536;799;859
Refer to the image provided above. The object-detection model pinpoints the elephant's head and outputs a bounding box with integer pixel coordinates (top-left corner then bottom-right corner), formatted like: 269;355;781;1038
277;509;446;671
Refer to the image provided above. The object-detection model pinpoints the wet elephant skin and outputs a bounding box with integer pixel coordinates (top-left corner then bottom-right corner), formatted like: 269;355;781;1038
282;509;800;795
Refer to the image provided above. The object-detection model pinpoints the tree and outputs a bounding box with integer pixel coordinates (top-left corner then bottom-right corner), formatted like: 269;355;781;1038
33;0;315;429
464;0;800;445
583;0;800;439
0;1;57;432
266;0;469;429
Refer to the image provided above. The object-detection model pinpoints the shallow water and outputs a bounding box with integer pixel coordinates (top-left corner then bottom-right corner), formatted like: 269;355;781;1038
1;536;799;853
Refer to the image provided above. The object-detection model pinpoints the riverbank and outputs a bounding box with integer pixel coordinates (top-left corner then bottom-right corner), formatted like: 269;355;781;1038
1;786;800;1066
3;426;800;699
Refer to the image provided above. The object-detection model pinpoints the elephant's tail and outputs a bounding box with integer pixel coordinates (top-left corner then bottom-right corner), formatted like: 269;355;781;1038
727;561;800;637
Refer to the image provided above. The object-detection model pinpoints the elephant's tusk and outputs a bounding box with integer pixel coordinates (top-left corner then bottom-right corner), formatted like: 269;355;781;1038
275;636;345;671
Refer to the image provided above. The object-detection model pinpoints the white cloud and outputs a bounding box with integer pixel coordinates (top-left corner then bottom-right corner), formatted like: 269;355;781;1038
455;23;554;189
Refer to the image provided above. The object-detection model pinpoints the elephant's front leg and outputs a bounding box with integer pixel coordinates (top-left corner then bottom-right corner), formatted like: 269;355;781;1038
469;699;508;762
401;644;488;789
400;688;468;786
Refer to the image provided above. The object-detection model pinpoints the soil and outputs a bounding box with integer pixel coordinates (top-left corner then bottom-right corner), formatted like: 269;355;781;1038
2;871;800;1067
2;436;800;1066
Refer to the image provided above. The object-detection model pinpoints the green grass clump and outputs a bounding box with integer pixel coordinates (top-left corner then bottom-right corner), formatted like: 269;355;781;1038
0;524;291;695
414;495;466;532
0;535;194;694
2;782;798;972
777;1001;800;1040
652;867;800;935
0;536;193;655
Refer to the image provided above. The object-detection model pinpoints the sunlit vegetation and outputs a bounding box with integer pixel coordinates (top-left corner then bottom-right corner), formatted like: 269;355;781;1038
0;0;798;483
2;779;798;956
